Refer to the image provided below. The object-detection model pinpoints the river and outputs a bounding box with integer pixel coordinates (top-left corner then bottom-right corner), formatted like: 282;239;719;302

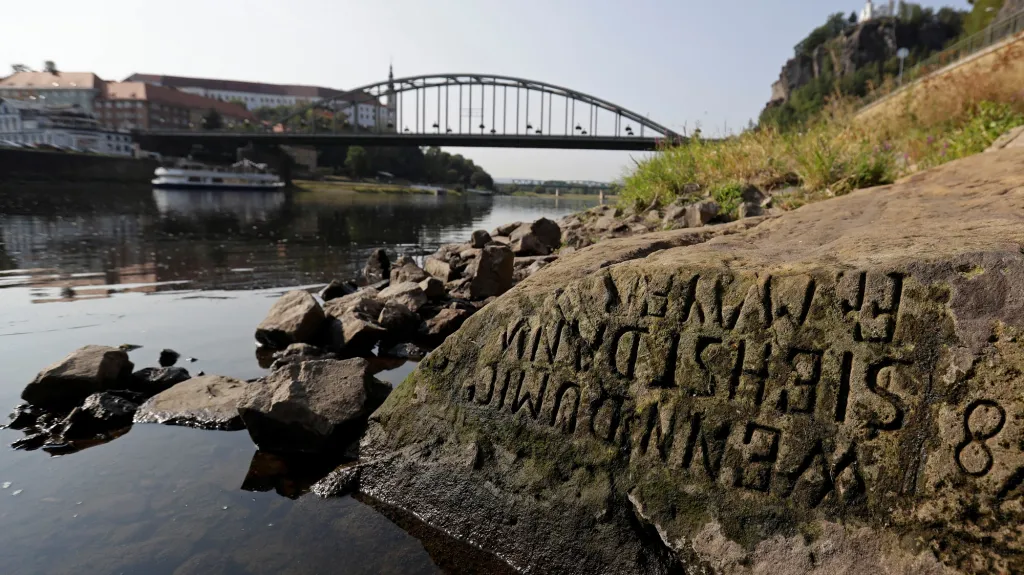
0;185;598;575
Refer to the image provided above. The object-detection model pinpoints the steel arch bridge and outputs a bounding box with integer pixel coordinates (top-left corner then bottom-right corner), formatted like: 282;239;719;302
134;74;685;151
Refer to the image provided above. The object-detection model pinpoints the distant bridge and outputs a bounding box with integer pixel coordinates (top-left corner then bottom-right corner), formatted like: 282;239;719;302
134;73;684;152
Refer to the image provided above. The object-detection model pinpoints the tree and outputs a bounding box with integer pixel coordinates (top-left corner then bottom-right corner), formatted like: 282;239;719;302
849;11;858;24
202;108;223;130
43;60;58;75
345;146;371;178
533;185;548;195
470;170;494;190
10;64;30;74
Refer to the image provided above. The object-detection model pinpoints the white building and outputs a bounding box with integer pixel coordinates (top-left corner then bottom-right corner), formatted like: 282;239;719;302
859;0;896;23
0;98;133;156
0;72;106;114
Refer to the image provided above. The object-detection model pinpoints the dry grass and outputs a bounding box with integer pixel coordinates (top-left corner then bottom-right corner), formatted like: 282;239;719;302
622;41;1024;214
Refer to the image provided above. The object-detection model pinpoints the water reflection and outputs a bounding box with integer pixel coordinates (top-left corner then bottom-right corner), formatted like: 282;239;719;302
153;189;287;222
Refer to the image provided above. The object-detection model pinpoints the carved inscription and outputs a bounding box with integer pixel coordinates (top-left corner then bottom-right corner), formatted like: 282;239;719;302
956;400;1007;477
461;269;924;510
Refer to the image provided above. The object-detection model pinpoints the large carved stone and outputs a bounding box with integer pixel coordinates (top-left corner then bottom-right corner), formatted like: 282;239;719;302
356;149;1024;574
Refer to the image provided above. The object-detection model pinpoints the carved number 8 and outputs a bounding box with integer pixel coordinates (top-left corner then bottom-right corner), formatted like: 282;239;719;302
955;400;1006;477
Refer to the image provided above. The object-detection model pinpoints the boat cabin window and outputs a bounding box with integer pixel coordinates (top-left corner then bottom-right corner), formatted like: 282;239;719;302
188;176;201;183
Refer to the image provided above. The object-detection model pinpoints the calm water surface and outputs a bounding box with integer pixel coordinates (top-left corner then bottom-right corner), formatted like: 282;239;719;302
0;184;597;575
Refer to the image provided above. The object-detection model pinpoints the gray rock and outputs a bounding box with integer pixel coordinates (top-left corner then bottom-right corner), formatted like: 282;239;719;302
390;259;429;284
238;359;391;454
738;201;766;219
377;300;422;338
380;342;429;360
663;203;688;225
319;280;357;302
419;276;446;300
325;313;387;356
509;218;562;256
130;367;191;395
21;345;134;408
61;392;137;440
684;199;719;227
470;230;492;249
741;184;767;205
133;375;249;430
312;464;361;498
425;256;457;282
255;291;325;349
493;221;522;237
270;343;336;370
513;260;548;283
377;282;428;313
422;308;470;339
324;292;384;320
363;248;392;284
466;245;514;300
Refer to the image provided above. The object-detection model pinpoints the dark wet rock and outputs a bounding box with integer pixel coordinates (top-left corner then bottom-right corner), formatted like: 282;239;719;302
133;375;249;430
466;245;514;300
424;256;457;282
105;389;149;404
318;279;357;302
312;464;361;498
377;282;428;313
60;392;137;440
738;201;766;219
684;198;719;227
390;259;429;284
12;432;47;451
470;230;492;249
7;404;40;430
741;184;767;204
129;367;191;395
493;221;522;237
241;450;347;500
238;359;392;454
377;301;421;339
158;349;180;367
419;276;446;300
509;218;561;256
380;342;429;361
255;291;325;349
363;248;392;284
21;345;134;409
421;308;470;340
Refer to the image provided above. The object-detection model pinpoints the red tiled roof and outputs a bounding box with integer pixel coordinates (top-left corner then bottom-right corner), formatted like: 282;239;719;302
0;71;104;89
102;82;256;120
124;73;346;99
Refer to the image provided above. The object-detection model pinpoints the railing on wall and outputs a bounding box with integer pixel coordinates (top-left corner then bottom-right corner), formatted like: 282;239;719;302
860;7;1024;109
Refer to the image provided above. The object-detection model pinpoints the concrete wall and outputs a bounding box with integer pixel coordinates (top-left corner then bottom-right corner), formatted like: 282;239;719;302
0;149;157;183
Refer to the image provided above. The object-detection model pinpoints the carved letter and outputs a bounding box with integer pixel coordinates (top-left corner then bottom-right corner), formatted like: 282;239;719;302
734;422;781;493
550;383;582;433
681;411;732;481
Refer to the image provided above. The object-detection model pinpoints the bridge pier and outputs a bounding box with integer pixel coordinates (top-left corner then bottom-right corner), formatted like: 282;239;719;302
599;190;605;205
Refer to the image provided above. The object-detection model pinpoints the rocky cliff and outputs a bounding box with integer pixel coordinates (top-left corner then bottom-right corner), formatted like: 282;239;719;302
346;146;1024;574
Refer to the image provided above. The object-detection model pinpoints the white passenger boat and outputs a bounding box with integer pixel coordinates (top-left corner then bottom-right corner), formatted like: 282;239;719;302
152;159;285;190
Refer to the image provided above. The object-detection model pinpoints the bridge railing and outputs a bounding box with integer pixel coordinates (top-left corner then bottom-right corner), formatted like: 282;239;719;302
860;7;1024;110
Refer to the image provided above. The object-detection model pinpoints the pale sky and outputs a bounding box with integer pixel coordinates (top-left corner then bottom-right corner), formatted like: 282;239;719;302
2;0;968;181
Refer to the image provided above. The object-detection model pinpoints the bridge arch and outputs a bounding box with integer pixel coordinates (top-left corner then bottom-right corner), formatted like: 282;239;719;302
277;73;681;142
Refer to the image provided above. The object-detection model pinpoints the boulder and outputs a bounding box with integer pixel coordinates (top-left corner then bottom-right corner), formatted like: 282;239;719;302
319;280;357;302
363;248;391;284
470;230;492;249
421;308;470;340
419;277;446;300
377;282;428;313
133;375;249;430
663;203;688;225
237;359;391;454
741;184;767;205
270;343;336;370
738;201;766;219
255;291;325;349
377;300;421;338
509;218;562;256
358;149;1024;574
466;245;514;300
324;292;384;320
325;313;387;356
424;256;458;282
390;259;429;284
380;342;430;361
60;392;138;440
130;367;191;395
21;345;134;408
493;221;522;237
684;199;719;227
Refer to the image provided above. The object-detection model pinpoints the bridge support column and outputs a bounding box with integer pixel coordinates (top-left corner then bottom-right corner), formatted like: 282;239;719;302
599;190;605;205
